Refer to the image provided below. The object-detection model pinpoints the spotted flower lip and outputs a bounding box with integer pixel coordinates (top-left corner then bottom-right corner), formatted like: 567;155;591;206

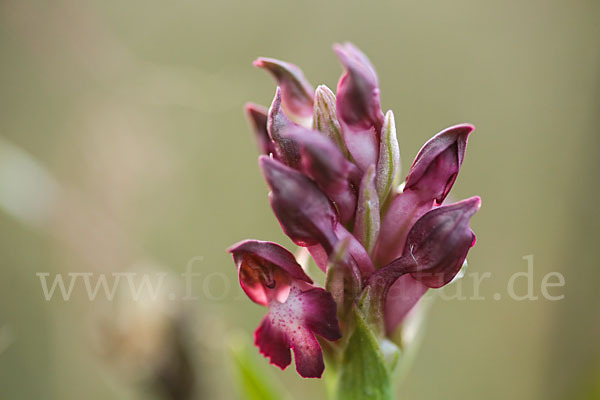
228;240;341;378
255;283;342;378
234;42;481;379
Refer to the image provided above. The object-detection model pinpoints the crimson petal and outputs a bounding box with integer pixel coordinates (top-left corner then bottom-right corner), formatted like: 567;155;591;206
254;285;341;378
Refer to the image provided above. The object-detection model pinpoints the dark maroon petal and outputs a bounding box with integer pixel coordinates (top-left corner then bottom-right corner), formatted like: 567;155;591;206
306;225;376;280
259;156;338;252
334;43;384;171
301;287;343;341
267;88;301;167
376;196;480;291
365;197;480;333
375;124;474;266
244;103;274;155
254;57;314;119
405;124;474;205
333;43;383;132
255;315;292;370
286;128;358;224
374;189;433;266
334;224;374;279
402;196;480;288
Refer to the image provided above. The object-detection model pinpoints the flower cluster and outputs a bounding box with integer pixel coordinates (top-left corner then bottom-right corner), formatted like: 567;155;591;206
229;43;481;378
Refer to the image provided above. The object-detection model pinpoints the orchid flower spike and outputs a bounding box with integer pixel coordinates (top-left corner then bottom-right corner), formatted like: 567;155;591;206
232;43;481;380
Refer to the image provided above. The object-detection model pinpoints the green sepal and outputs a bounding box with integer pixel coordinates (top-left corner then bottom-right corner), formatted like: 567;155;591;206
313;85;349;157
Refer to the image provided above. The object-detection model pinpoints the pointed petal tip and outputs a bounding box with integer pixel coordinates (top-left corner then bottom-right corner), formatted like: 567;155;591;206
315;84;330;92
272;85;282;100
469;195;482;208
332;42;376;76
463;123;476;132
226;239;245;254
252;57;269;68
244;102;267;114
444;123;475;138
333;43;355;67
332;41;359;57
456;196;482;216
332;43;344;58
253;57;288;68
267;87;282;118
253;58;314;119
314;84;335;100
267;87;284;121
245;101;268;125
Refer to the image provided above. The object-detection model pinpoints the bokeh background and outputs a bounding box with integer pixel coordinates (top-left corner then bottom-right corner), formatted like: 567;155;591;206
1;0;599;399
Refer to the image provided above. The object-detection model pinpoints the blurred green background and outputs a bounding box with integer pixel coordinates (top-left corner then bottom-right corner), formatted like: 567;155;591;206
1;0;599;399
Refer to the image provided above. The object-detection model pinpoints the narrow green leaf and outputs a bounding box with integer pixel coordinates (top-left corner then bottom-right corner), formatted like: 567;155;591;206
229;335;288;400
336;307;393;400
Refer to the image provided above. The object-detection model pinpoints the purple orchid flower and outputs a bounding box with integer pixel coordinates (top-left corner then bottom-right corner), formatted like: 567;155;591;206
228;240;341;378
232;43;481;378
